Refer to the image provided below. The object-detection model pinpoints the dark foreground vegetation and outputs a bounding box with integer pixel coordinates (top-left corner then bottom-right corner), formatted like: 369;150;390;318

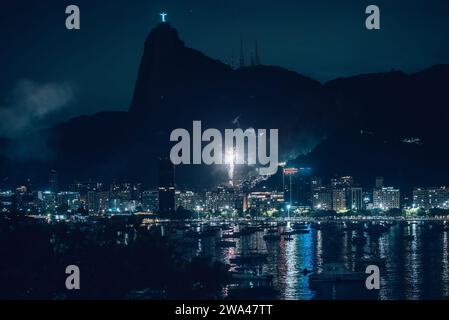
0;214;228;299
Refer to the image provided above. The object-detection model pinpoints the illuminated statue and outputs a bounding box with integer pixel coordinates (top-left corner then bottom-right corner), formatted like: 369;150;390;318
160;12;167;22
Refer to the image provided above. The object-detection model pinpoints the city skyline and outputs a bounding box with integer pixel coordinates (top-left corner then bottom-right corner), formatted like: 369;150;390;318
1;2;449;302
3;163;449;219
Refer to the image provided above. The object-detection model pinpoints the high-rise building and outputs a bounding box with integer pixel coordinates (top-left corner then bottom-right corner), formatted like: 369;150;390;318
142;190;159;212
38;191;56;212
57;191;80;211
349;187;363;211
131;183;142;202
49;169;58;193
340;176;354;187
97;191;110;213
247;191;272;214
283;167;311;207
175;190;196;211
246;190;284;214
332;188;347;212
373;187;400;210
283;167;298;205
311;177;322;189
428;187;449;209
298;168;312;207
87;190;97;213
205;187;235;212
362;191;372;210
312;186;332;211
413;188;429;209
73;181;102;213
413;187;449;209
158;158;175;213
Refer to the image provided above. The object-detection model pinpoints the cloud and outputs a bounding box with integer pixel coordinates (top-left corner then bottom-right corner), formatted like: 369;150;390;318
0;79;74;137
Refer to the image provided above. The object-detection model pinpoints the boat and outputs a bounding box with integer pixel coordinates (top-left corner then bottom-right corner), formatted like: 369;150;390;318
230;253;268;264
292;222;308;229
293;229;310;234
230;268;273;282
227;269;278;299
308;263;378;300
309;263;366;283
222;232;240;239
354;255;386;266
280;230;295;236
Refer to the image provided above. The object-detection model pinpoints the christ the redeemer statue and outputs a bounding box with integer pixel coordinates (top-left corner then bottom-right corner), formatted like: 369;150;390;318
160;12;167;22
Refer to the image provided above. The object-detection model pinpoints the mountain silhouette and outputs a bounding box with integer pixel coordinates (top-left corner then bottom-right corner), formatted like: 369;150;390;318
324;65;449;140
286;129;449;194
1;22;449;190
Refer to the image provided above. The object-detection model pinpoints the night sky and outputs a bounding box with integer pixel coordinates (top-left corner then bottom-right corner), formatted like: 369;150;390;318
1;0;448;137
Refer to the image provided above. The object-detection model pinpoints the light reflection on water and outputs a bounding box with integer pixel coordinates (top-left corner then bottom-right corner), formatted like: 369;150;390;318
174;221;449;300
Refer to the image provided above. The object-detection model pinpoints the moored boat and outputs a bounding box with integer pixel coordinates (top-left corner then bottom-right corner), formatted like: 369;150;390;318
309;263;366;283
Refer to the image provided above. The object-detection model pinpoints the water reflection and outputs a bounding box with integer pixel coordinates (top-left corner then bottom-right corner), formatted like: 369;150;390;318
168;220;449;299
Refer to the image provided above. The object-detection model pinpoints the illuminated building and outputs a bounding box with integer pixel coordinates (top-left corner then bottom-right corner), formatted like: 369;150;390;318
428;186;449;208
311;177;322;189
362;191;372;210
349;187;363;211
373;187;400;210
38;191;56;211
332;188;347;212
298;168;312;207
205;187;235;212
97;191;110;213
158;158;175;213
340;176;354;187
247;191;271;214
142;190;159;212
110;182;132;201
0;190;13;212
270;191;285;206
413;187;428;209
246;190;284;215
413;187;449;209
57;191;80;210
87;190;97;213
312;186;332;210
175;190;196;211
108;198;121;213
283;167;298;205
283;167;311;207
